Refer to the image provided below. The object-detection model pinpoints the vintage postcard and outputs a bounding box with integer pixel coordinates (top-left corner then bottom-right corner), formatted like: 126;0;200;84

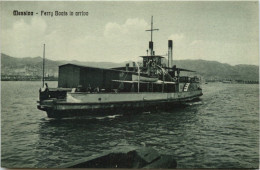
1;0;259;169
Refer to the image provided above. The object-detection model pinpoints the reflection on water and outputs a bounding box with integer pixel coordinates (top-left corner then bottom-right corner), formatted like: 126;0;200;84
1;81;259;168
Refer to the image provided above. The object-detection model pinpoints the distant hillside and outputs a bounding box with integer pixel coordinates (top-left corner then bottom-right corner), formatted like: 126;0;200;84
1;53;63;77
1;53;259;81
172;60;259;81
1;53;126;77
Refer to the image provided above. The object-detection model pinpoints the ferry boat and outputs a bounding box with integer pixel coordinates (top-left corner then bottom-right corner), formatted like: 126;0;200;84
37;17;203;118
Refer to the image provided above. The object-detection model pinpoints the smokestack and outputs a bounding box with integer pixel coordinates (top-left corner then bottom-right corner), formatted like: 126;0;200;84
149;41;153;56
168;40;173;67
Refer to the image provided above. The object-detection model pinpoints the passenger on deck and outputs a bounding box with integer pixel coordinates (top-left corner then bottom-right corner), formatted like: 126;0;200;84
94;87;100;93
87;84;92;93
40;83;49;92
76;85;82;92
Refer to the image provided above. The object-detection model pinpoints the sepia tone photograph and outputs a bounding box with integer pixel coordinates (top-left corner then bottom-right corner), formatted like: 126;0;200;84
1;0;259;169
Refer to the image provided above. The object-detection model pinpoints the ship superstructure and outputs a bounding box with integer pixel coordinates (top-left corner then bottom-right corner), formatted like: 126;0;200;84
37;17;202;118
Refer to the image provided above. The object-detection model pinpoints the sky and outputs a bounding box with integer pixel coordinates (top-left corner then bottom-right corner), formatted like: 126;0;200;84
1;1;259;65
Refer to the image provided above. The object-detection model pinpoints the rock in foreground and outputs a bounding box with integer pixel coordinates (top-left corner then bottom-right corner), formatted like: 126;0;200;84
56;146;177;168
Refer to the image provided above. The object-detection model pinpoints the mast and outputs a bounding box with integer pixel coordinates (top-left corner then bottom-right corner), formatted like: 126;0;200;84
146;16;159;56
137;63;140;93
168;40;173;68
42;44;45;87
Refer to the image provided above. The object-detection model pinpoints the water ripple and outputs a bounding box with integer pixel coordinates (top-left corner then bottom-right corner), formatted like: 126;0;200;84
1;81;259;168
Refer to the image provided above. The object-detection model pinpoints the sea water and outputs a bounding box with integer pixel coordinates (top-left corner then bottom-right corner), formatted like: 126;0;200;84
1;81;259;168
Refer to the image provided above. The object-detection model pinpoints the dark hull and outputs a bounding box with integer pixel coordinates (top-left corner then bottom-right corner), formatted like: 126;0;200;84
38;91;202;118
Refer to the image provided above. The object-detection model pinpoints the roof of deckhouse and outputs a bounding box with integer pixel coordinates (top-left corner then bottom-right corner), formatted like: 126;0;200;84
59;63;130;73
139;55;164;58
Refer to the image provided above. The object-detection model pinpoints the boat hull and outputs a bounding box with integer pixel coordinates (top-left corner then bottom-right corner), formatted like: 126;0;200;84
38;90;202;118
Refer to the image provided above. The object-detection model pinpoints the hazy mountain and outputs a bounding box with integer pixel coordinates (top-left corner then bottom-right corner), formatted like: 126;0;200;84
1;53;259;81
172;60;259;81
1;53;126;77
